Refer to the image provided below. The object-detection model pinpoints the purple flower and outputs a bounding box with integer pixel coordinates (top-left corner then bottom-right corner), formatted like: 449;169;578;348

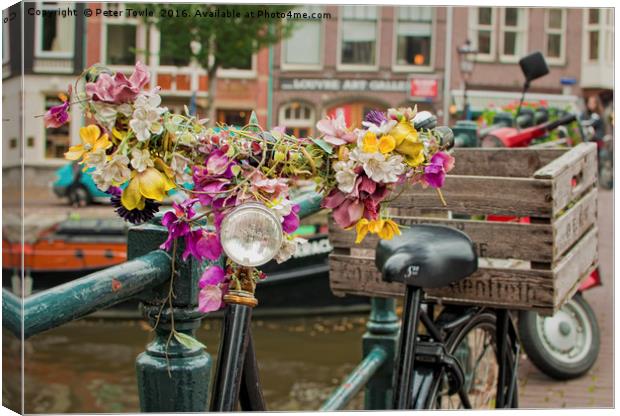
183;230;223;261
44;101;70;128
282;204;301;234
423;152;455;189
159;199;198;250
199;265;227;288
364;110;387;126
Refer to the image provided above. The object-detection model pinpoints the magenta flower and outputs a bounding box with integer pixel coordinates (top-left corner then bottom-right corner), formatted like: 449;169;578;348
160;199;198;250
198;265;228;313
282;204;301;234
199;265;227;288
206;149;233;177
364;110;387;126
316;113;356;146
423;152;455;188
198;285;223;313
44;101;70;128
183;229;223;261
85;61;150;104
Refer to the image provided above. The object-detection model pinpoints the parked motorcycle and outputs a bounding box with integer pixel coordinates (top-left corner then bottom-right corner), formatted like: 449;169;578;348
461;51;603;380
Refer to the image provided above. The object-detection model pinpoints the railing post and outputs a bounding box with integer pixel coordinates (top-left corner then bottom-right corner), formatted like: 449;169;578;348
363;297;400;410
129;220;212;412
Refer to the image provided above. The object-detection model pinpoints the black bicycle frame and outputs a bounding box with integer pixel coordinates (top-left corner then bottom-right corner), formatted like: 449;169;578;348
392;286;520;410
210;302;266;411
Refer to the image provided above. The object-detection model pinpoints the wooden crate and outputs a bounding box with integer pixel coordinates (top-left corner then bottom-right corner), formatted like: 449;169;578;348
328;143;599;315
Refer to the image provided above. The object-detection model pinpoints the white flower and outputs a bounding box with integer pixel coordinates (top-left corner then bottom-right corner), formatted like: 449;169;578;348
170;153;193;183
91;170;111;192
333;160;358;194
84;147;108;170
129;93;167;142
350;148;404;184
101;154;131;185
269;197;294;220
92;102;118;130
117;103;133;117
361;119;397;137
274;237;306;264
130;148;154;173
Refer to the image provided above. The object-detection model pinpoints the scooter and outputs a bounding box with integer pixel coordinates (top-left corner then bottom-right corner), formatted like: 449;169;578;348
472;52;602;380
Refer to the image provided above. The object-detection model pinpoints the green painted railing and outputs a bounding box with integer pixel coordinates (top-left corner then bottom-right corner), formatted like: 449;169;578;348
1;190;399;411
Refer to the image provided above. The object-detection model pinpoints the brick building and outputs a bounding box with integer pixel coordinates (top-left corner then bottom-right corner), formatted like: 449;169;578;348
271;6;614;134
2;3;614;191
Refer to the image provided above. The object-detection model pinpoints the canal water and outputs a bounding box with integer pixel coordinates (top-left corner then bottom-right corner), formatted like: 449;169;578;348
7;314;369;412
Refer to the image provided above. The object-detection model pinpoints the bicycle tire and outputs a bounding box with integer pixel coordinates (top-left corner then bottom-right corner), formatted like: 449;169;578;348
424;309;518;409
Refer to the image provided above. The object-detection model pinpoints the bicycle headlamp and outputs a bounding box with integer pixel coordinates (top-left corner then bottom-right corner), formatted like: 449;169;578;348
220;203;283;267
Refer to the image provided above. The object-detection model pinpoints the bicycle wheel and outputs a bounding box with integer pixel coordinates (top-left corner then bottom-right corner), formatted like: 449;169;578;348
425;309;518;409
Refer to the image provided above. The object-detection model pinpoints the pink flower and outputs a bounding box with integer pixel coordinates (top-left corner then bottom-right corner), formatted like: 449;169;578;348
44;101;70;128
206;149;233;177
323;189;364;229
198;285;223;313
183;230;223;261
316;113;356;146
85;61;150;104
199;265;227;288
249;171;288;198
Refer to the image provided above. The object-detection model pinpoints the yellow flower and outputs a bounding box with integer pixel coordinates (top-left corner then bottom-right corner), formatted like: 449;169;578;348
362;132;379;153
121;167;176;210
337;145;350;161
355;218;386;243
378;135;396;154
65;125;111;161
389;120;424;166
377;219;401;240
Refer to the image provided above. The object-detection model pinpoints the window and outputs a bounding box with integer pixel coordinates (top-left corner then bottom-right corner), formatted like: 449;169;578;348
44;96;70;159
282;6;323;69
499;8;527;62
279;102;315;137
469;7;497;60
339;6;378;68
217;110;250;127
221;52;253;70
545;9;566;64
585;9;613;63
394;7;433;69
35;2;75;58
105;24;137;65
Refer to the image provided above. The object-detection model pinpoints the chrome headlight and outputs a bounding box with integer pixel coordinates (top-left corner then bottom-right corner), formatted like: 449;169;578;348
220;203;283;267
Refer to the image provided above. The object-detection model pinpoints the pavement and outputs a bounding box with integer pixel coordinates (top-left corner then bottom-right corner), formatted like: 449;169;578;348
518;189;613;408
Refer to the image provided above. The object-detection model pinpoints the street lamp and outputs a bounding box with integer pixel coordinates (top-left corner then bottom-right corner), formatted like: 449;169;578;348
457;39;477;120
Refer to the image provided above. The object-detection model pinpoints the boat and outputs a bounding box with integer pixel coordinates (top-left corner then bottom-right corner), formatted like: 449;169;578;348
2;218;369;315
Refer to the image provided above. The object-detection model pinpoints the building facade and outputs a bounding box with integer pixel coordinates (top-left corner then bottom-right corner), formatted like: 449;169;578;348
271;6;614;134
2;4;614;189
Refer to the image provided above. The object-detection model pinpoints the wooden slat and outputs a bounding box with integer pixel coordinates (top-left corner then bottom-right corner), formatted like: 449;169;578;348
534;142;598;214
553;227;598;309
552;188;598;259
329;254;556;311
393;176;553;217
450;147;567;178
329;217;554;262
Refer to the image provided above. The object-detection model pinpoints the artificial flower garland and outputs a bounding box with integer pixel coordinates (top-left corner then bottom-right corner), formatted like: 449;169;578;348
44;62;454;314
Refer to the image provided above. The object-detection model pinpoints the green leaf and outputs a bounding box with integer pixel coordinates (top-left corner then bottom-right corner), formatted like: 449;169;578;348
310;138;333;155
174;332;207;350
231;165;241;177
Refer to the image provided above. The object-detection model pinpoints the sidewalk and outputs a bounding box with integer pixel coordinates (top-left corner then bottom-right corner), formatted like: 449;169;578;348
519;189;613;408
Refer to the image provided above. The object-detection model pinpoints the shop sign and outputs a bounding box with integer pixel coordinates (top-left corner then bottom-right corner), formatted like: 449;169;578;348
409;78;438;99
280;78;410;93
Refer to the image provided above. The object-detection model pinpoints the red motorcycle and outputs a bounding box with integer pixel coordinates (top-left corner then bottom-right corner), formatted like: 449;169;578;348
477;52;601;380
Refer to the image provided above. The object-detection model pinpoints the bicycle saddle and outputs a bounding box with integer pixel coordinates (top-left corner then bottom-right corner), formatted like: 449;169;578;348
375;225;477;288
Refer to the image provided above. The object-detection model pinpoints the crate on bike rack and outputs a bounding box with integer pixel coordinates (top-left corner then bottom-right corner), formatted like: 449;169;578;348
328;142;599;316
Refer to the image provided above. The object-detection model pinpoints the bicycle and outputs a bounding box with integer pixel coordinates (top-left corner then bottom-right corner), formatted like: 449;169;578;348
208;223;520;411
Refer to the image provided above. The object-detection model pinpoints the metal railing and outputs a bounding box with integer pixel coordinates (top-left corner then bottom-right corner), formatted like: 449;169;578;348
2;191;399;411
